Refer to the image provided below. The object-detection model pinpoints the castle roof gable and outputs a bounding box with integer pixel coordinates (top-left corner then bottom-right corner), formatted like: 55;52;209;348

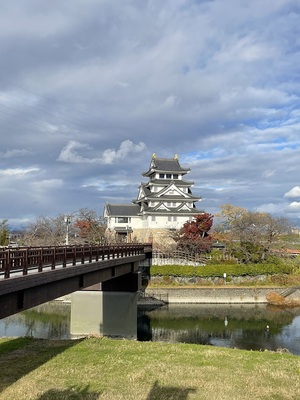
104;204;140;217
142;155;190;177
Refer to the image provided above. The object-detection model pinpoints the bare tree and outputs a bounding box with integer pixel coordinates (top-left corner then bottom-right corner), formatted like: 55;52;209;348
216;204;290;263
0;220;9;246
20;209;107;246
22;215;67;246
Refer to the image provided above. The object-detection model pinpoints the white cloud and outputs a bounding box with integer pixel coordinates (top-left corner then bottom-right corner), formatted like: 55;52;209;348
102;140;147;164
0;148;31;158
284;186;300;199
163;95;180;108
215;36;277;64
57;141;91;163
0;167;40;177
261;170;276;179
286;202;300;213
256;203;285;214
58;140;147;165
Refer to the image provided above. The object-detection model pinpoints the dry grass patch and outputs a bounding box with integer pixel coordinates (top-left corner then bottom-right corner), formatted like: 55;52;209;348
267;291;300;307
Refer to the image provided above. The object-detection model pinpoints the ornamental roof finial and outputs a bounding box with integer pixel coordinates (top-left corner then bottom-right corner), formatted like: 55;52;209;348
174;154;178;159
152;153;157;159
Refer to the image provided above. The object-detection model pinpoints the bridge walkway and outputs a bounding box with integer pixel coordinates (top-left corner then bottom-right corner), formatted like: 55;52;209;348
0;244;152;319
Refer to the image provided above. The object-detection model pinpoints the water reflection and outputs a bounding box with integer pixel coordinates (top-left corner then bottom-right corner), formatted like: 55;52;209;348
0;302;70;339
1;301;300;355
138;304;300;355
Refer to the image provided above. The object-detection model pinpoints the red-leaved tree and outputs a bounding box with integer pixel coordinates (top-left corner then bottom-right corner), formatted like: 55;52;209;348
175;213;214;254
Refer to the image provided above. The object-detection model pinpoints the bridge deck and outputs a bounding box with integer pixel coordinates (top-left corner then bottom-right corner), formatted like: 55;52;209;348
0;244;152;319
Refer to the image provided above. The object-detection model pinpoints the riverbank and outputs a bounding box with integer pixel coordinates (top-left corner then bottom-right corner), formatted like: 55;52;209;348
58;286;300;306
144;286;300;304
0;337;299;399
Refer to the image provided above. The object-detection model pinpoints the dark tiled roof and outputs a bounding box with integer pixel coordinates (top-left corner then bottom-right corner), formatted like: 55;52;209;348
154;158;186;171
142;186;152;196
114;227;133;232
148;179;194;186
142;157;190;176
142;208;204;215
105;204;140;216
135;194;200;202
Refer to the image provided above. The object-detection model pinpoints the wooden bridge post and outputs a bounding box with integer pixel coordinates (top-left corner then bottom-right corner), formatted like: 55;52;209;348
4;250;10;279
38;248;43;272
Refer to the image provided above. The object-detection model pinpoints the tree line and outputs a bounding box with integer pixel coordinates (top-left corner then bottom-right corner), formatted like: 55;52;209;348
0;204;295;266
0;208;106;247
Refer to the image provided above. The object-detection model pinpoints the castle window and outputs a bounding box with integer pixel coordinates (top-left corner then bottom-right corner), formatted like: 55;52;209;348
115;217;131;223
166;174;172;179
159;173;164;178
173;174;178;179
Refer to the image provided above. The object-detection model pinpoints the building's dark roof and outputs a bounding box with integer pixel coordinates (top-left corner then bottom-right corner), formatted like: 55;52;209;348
141;208;204;215
134;180;201;203
147;179;194;186
141;185;152;196
104;204;140;216
114;227;133;233
142;156;190;176
135;194;200;203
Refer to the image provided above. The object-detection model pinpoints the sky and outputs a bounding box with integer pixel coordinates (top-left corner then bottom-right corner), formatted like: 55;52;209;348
1;0;300;229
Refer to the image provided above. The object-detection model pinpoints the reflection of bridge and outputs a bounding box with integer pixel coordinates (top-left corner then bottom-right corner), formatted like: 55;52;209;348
0;244;152;337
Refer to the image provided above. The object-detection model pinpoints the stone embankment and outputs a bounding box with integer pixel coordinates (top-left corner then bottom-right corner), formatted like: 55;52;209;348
145;287;300;304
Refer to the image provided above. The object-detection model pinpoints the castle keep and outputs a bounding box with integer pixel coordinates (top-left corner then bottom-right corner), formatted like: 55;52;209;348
104;154;203;245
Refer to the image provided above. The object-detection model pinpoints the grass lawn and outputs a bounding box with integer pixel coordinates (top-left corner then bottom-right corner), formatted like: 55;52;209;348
0;337;299;400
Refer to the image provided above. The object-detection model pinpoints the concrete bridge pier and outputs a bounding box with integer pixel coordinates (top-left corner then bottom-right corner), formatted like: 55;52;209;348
70;271;141;339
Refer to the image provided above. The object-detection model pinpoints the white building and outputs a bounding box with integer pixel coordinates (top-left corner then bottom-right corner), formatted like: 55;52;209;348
103;154;203;244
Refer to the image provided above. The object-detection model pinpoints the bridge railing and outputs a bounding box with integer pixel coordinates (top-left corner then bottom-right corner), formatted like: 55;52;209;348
0;244;148;279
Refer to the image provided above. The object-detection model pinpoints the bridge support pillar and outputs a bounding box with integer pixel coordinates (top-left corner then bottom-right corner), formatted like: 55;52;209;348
70;271;141;339
70;291;138;339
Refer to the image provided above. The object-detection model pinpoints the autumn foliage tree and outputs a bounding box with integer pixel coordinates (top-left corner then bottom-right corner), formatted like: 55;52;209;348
174;213;214;254
74;208;107;244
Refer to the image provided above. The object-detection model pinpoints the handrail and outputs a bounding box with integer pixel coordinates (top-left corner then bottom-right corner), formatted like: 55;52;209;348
0;244;148;279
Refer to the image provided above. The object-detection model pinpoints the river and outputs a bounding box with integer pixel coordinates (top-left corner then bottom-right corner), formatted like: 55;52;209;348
1;301;300;355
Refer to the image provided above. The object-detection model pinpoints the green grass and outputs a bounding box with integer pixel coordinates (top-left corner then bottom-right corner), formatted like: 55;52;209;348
0;337;299;399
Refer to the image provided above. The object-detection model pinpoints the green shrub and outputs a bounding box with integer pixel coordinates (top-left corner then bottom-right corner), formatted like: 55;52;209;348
150;261;293;278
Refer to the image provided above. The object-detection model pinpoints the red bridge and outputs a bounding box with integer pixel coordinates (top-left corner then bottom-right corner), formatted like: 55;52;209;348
0;244;152;321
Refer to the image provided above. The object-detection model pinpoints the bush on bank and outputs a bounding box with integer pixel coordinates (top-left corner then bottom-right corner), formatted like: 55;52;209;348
150;261;294;278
